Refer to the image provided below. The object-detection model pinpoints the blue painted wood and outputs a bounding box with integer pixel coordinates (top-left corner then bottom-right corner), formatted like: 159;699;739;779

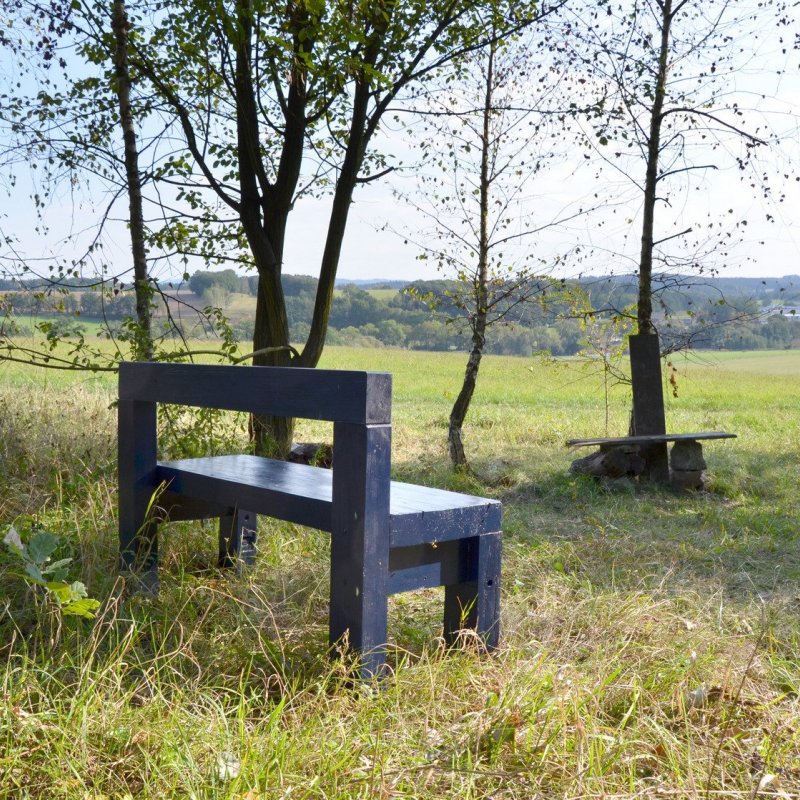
156;455;500;547
118;398;158;589
474;532;502;650
330;421;392;680
157;457;332;531
443;533;501;650
388;541;472;594
218;509;258;570
156;491;228;522
119;362;391;424
117;362;503;676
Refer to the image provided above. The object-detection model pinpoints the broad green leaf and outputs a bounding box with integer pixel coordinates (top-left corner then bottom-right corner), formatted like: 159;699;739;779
42;557;73;575
62;598;101;619
45;582;75;604
25;561;45;584
28;531;59;565
69;581;89;600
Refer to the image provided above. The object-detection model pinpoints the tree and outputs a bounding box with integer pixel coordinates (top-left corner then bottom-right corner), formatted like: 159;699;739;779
395;22;589;469
556;0;795;477
119;0;537;455
111;0;153;360
0;1;174;366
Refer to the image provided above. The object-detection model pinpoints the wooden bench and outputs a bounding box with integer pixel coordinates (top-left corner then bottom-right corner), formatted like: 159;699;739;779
118;362;501;678
567;432;736;486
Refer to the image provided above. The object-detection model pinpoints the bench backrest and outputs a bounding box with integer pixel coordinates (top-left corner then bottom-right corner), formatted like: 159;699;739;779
118;362;392;424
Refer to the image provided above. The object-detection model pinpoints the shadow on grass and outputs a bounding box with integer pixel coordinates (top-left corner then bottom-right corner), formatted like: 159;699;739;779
393;446;800;610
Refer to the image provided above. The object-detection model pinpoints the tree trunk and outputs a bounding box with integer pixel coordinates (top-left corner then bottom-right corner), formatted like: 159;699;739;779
631;0;673;474
234;0;302;456
245;54;372;455
111;0;152;361
637;0;673;336
449;327;486;469
230;1;388;456
448;39;495;470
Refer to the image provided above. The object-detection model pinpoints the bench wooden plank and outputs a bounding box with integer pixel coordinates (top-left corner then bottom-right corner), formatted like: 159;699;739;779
156;454;502;548
119;362;392;424
157;457;333;531
567;431;736;448
388;541;472;594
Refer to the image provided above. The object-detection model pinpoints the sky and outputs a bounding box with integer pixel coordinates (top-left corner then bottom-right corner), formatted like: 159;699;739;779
1;1;799;287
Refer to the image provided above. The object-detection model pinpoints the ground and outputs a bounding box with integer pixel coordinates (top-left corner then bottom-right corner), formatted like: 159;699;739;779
1;347;799;798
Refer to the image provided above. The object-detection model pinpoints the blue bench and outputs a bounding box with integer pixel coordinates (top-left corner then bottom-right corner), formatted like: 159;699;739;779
118;362;502;677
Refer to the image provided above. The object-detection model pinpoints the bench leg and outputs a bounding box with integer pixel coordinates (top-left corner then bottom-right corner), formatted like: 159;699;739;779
119;488;160;596
329;546;390;680
330;421;392;681
218;510;258;570
118;398;159;594
444;532;501;651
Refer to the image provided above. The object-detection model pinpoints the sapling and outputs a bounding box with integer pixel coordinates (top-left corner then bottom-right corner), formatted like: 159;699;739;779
3;526;100;619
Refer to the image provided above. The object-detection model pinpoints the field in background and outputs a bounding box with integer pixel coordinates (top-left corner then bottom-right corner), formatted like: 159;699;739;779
1;347;799;798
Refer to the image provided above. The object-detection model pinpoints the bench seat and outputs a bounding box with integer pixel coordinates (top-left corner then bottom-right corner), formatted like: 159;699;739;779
566;431;736;448
157;455;501;547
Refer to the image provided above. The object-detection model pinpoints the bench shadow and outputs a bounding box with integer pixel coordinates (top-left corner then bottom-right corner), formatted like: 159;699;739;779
138;519;475;694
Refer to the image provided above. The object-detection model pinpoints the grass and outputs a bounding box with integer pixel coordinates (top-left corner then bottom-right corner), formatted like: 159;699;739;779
2;347;800;798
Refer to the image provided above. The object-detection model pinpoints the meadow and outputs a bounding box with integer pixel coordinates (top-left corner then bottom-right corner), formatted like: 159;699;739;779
1;347;799;799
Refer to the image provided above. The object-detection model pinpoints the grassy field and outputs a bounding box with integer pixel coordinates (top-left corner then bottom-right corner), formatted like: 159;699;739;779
1;347;799;799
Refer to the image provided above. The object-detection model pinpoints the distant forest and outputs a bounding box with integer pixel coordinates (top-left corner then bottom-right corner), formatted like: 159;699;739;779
2;271;799;356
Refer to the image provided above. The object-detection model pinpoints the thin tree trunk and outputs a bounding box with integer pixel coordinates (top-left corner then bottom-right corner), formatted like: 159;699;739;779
630;1;673;470
637;0;673;335
448;40;495;470
449;322;487;468
111;0;152;360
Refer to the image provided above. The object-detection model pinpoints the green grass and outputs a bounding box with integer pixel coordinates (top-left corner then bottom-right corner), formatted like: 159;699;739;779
2;347;800;798
364;288;399;301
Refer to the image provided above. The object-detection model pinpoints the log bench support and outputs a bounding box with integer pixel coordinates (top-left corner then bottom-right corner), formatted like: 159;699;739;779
567;432;736;488
118;362;502;679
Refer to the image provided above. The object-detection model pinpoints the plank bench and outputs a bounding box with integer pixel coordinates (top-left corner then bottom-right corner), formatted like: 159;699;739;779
118;362;501;678
567;432;736;486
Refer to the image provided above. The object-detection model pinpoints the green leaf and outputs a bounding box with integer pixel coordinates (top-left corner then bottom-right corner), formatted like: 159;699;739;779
42;557;73;576
28;531;59;565
45;581;75;604
68;581;89;600
25;561;45;584
62;598;101;619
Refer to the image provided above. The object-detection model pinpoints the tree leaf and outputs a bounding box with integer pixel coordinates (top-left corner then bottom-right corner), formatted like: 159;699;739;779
25;561;45;584
28;531;59;564
61;597;101;619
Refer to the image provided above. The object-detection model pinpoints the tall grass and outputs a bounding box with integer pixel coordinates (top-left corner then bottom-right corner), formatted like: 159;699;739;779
1;348;799;798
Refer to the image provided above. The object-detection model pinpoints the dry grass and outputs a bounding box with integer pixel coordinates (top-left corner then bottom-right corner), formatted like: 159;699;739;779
1;347;799;798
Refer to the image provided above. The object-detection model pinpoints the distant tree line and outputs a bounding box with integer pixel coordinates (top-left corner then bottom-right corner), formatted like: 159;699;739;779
3;270;798;354
2;287;137;319
185;270;800;355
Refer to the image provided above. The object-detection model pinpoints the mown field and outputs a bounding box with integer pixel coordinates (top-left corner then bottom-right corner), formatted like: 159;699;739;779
1;347;799;799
